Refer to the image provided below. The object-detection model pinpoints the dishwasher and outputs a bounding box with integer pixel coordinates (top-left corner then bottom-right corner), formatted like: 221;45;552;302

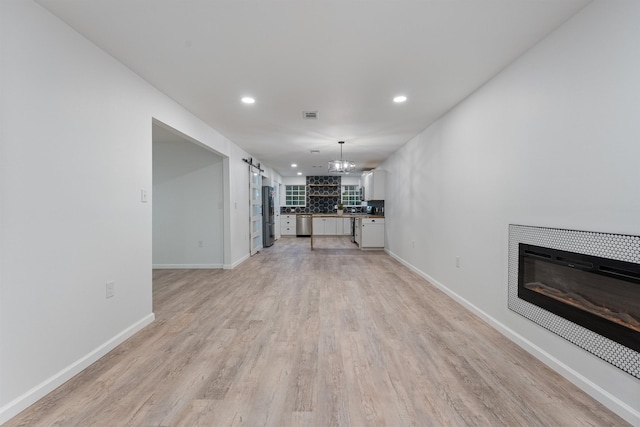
296;214;311;237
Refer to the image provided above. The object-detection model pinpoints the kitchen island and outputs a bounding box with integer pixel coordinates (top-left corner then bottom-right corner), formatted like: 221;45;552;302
310;213;385;250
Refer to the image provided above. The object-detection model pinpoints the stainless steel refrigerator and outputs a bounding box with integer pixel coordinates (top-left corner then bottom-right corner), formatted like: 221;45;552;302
262;186;275;247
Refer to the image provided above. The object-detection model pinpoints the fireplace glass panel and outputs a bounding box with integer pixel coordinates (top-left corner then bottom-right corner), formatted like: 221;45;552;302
518;243;640;352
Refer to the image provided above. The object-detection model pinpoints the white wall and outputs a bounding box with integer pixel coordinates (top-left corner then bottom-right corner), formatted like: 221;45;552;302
282;176;360;186
0;0;253;421
259;164;282;190
341;176;360;186
152;135;224;268
227;144;252;267
282;176;307;185
381;1;640;423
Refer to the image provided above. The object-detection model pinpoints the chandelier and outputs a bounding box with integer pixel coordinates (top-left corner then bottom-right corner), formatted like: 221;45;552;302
327;141;355;173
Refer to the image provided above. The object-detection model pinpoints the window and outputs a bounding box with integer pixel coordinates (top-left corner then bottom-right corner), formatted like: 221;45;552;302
341;185;361;206
285;185;306;206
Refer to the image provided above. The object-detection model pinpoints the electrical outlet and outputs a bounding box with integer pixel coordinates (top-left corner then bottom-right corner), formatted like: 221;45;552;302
412;240;415;248
198;240;204;248
141;189;148;203
456;257;461;268
106;281;115;299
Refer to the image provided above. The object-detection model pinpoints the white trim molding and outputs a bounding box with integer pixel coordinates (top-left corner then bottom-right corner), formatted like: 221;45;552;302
224;253;250;270
0;314;155;424
152;264;223;269
385;248;640;426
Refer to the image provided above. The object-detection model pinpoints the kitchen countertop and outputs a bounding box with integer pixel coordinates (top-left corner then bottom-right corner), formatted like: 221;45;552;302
307;214;384;250
306;213;385;218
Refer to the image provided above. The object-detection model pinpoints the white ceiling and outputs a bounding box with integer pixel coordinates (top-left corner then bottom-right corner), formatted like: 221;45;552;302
36;0;590;177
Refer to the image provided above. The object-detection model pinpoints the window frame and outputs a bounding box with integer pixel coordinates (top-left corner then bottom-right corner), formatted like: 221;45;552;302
341;185;362;207
284;184;306;207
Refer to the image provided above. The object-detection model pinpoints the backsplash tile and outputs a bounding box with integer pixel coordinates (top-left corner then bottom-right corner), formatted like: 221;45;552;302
307;176;340;185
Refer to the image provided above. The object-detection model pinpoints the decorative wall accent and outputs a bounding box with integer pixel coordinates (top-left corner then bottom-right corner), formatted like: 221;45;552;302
307;175;340;185
307;175;340;213
508;224;640;378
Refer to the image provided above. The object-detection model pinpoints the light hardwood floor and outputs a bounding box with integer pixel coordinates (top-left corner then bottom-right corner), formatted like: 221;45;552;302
5;237;629;426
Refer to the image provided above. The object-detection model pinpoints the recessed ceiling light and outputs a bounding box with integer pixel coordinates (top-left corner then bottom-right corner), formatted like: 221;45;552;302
297;172;302;176
393;95;407;103
241;97;255;104
291;163;297;168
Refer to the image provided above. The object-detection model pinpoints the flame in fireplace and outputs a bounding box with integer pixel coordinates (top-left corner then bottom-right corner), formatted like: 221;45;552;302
525;282;640;333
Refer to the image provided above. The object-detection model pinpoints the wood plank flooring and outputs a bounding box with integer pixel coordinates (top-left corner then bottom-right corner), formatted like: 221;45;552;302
5;237;629;426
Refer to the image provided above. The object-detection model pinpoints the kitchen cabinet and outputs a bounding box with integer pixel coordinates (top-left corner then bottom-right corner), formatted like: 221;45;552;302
312;217;338;235
360;218;384;248
280;214;296;236
336;217;351;235
362;173;372;199
361;170;387;201
312;218;322;234
328;218;339;235
327;217;339;235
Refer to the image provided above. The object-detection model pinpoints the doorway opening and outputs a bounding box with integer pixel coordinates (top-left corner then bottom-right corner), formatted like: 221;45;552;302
152;121;225;270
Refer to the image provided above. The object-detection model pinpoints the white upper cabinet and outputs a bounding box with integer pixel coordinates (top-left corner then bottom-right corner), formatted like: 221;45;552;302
361;170;387;201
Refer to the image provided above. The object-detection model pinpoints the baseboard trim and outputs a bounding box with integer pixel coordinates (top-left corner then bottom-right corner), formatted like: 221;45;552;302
152;264;223;269
224;253;250;270
0;313;155;425
385;249;640;426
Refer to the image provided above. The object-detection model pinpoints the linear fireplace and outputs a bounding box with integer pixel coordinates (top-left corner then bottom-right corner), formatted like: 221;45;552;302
518;243;640;353
508;225;640;379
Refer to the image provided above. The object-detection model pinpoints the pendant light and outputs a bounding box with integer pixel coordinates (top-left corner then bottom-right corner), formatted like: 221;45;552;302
328;141;355;173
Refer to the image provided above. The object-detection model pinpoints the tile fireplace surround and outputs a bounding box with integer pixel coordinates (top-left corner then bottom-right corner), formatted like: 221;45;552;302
508;224;640;379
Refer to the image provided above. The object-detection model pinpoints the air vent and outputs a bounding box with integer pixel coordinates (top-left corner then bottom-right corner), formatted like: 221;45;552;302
310;149;320;154
302;111;318;120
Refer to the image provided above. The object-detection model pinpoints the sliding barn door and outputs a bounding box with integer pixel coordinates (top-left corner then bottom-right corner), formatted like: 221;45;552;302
249;169;262;255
